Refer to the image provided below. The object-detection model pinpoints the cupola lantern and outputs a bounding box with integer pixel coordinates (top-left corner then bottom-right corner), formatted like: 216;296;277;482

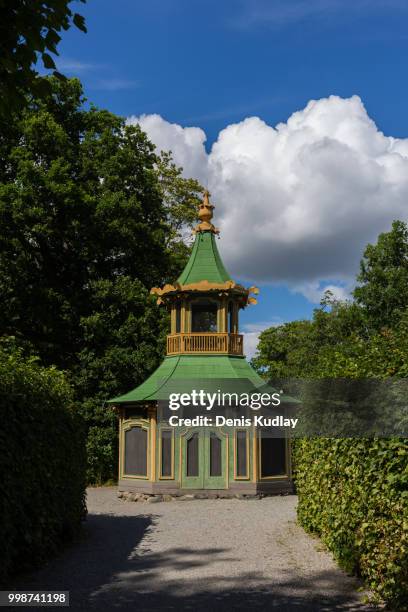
150;191;258;356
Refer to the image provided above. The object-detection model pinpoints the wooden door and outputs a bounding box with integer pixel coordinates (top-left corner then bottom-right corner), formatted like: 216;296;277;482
181;429;204;489
181;428;227;490
203;430;227;489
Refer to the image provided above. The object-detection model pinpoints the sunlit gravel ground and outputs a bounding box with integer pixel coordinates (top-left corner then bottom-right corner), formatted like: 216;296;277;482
11;487;375;611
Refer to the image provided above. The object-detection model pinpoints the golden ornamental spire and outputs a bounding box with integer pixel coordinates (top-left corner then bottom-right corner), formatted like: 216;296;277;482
193;189;220;234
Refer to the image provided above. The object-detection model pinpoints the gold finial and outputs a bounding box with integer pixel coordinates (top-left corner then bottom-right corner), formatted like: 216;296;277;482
194;189;219;234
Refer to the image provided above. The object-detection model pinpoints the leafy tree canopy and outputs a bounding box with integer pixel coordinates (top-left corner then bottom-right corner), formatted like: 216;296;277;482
0;77;201;366
253;295;365;378
353;220;408;330
0;77;202;481
0;0;87;118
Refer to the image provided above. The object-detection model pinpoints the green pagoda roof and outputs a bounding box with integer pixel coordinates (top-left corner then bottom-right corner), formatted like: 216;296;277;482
150;191;255;302
107;354;296;404
177;231;231;285
108;355;263;403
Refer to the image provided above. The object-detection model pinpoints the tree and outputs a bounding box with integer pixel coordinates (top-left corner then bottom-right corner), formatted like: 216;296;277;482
75;278;170;483
0;0;86;118
0;77;202;481
0;77;169;367
353;221;408;330
155;150;203;279
252;297;364;379
252;320;316;378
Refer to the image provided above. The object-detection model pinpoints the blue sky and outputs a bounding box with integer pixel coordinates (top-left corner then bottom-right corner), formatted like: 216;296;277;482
56;0;408;354
58;0;408;142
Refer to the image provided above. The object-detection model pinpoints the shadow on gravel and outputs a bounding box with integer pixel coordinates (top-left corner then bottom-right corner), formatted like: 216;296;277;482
11;513;373;611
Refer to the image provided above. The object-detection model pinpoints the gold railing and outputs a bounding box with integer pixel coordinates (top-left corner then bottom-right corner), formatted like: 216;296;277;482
167;333;243;356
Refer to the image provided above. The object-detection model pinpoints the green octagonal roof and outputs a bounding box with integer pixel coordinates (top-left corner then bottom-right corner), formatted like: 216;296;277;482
107;354;299;405
177;231;231;285
108;355;268;404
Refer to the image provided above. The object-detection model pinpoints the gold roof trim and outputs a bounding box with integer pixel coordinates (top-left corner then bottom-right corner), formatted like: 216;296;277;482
151;279;246;296
150;280;259;305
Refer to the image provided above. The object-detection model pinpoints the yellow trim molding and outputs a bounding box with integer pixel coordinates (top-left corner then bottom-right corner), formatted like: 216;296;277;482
121;419;150;480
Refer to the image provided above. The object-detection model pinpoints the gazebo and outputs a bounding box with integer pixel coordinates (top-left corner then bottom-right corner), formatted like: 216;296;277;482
108;192;294;497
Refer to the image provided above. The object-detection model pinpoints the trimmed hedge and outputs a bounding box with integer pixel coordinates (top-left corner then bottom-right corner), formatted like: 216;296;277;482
0;343;86;583
294;438;408;609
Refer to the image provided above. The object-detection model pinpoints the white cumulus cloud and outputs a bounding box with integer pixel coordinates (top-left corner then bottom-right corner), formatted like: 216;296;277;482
128;96;408;302
127;114;208;183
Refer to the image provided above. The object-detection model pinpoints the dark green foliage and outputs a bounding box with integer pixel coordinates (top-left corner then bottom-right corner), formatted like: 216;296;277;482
0;76;201;482
354;220;408;330
253;320;316;377
252;298;365;378
316;312;408;378
0;77;169;368
0;339;86;584
75;278;169;483
294;438;408;609
0;0;86;117
254;223;408;608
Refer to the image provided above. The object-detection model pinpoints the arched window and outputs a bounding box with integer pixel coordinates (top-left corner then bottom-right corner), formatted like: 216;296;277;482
191;299;217;332
124;426;148;477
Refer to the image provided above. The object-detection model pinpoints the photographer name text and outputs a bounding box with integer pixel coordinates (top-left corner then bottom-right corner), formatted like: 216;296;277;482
168;415;298;428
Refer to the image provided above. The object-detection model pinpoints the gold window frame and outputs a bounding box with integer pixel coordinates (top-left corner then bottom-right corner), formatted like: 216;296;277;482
120;420;150;480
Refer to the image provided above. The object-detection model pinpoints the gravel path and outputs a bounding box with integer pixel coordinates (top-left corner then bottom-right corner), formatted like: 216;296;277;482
12;488;374;611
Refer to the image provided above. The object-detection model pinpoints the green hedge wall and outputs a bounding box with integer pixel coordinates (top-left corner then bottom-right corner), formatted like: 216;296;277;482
0;343;86;583
294;438;408;609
